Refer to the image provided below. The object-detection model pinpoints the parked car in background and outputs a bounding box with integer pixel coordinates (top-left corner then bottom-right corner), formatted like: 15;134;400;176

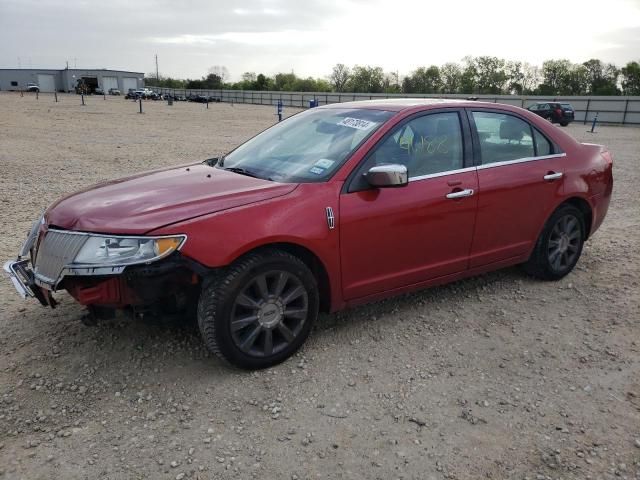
26;82;39;92
125;89;153;100
528;102;575;126
95;87;105;95
109;88;121;95
4;100;613;369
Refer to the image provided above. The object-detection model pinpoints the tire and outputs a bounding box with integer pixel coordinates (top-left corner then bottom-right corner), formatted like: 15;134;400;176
523;204;585;280
560;121;569;127
197;249;319;369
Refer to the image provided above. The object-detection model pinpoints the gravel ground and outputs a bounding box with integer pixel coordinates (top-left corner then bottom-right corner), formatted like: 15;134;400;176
0;92;639;480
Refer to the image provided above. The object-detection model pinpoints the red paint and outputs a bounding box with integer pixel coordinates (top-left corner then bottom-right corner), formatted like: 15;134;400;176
46;164;297;234
44;100;612;312
66;277;139;306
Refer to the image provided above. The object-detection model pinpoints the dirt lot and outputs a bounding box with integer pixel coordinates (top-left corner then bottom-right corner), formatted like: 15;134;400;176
0;92;639;480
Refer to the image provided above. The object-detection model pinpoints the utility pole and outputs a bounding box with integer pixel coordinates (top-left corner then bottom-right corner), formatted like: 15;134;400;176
155;54;159;82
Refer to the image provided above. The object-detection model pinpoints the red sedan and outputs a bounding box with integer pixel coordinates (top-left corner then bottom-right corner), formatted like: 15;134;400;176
4;100;613;369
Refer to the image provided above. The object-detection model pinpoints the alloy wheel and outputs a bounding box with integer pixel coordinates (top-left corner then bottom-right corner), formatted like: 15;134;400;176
547;214;581;272
230;270;309;357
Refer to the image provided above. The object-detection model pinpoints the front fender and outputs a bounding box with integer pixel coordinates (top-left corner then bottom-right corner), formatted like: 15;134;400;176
150;182;345;311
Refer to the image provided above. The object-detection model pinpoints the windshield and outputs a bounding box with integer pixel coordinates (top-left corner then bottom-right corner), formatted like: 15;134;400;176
218;108;394;182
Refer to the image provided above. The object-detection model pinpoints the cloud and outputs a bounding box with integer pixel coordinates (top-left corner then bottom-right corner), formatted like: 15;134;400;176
1;0;639;80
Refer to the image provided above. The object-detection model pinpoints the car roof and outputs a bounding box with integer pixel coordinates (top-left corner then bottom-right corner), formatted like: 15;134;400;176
319;98;522;113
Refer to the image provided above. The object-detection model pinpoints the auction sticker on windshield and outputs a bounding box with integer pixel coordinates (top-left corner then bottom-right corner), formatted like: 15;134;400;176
314;159;335;169
338;117;377;130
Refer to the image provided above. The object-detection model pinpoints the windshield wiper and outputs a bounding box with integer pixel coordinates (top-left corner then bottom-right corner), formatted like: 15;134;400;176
222;166;262;179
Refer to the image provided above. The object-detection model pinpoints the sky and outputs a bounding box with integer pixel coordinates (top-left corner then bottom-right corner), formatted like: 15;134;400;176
1;0;639;81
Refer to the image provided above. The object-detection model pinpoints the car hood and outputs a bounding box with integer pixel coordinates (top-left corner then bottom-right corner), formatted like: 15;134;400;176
45;164;298;234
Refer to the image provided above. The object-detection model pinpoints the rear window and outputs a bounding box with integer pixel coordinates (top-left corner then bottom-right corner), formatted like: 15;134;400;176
560;104;573;109
471;112;534;164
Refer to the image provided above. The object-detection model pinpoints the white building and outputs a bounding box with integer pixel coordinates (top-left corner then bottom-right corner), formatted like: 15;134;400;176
0;67;145;93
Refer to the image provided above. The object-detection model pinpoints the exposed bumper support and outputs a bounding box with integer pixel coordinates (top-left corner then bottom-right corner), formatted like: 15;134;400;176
4;260;33;298
3;259;53;307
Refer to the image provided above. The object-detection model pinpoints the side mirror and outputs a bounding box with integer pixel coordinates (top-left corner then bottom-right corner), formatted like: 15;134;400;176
365;164;408;188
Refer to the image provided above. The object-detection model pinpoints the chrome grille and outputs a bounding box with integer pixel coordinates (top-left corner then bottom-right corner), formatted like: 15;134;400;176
34;230;87;286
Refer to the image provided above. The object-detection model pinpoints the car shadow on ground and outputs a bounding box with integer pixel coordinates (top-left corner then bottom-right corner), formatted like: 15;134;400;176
18;265;527;373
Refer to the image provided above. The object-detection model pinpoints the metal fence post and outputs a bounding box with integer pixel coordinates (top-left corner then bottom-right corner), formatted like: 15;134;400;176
590;112;598;133
139;97;143;113
54;91;58;102
622;99;629;125
583;99;591;125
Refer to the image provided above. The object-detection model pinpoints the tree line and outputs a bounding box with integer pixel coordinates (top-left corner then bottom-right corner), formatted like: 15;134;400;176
145;57;640;96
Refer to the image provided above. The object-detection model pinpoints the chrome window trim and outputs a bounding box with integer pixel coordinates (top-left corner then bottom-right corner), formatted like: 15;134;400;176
409;166;476;182
476;153;566;170
407;153;566;182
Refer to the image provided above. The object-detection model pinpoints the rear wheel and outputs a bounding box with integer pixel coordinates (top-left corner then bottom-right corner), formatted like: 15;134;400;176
197;249;319;369
523;204;585;280
560;121;569;127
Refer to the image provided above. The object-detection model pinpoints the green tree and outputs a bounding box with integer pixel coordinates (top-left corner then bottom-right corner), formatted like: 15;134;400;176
540;59;572;95
474;56;507;94
440;63;462;93
274;72;297;91
621;61;640;95
348;65;385;93
506;61;524;94
330;64;351;92
460;57;478;93
582;59;619;95
383;71;401;93
521;63;541;94
254;73;271;90
402;66;442;94
565;64;589;95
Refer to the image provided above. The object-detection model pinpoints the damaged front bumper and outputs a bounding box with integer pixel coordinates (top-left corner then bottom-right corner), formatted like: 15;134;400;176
3;259;56;307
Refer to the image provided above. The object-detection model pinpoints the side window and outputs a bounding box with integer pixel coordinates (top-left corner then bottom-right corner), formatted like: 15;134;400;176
533;128;552;156
528;104;538;111
368;112;464;179
471;112;534;164
11;81;18;87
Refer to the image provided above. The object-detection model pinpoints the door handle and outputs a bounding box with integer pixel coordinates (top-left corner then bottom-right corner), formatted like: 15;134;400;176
543;172;563;181
446;188;474;199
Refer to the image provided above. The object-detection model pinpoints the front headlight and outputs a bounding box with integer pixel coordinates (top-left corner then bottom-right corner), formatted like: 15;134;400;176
72;234;186;266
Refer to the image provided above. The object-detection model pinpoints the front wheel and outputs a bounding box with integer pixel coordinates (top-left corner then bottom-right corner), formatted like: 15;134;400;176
560;121;569;127
523;204;585;280
198;249;319;369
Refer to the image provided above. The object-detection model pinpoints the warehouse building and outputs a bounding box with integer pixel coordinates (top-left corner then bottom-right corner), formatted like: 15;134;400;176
0;68;145;93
